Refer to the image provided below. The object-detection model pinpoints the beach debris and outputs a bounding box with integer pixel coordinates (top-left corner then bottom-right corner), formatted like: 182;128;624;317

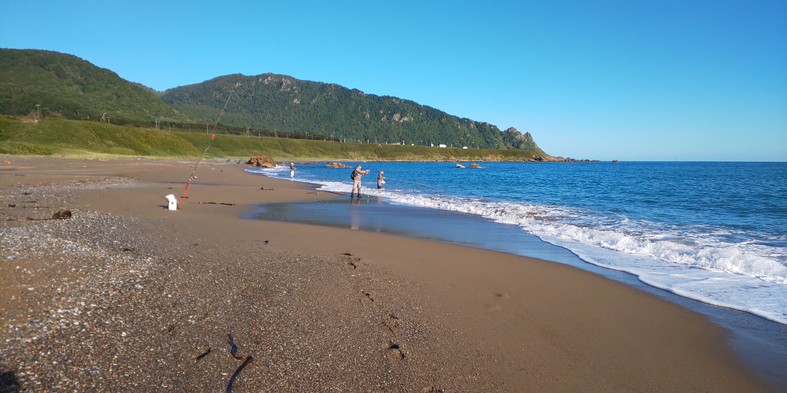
228;334;243;359
7;203;15;207
195;347;212;361
26;209;73;221
226;355;254;393
195;201;236;206
0;371;21;392
52;209;72;219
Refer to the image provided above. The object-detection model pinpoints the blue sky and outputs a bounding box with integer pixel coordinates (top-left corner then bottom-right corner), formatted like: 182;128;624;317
1;0;785;161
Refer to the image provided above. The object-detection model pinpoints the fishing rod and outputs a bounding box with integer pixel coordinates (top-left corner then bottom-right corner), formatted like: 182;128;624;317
180;91;233;205
380;177;443;192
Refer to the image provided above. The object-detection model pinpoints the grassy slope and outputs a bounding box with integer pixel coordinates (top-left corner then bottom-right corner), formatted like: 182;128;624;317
0;117;549;162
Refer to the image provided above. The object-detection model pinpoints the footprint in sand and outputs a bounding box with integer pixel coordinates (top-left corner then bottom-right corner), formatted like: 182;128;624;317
486;292;510;313
383;313;401;335
341;252;361;269
381;340;405;361
360;290;375;305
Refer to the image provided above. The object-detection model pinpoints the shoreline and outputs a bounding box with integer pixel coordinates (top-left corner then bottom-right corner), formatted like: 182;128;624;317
250;196;787;388
0;156;776;392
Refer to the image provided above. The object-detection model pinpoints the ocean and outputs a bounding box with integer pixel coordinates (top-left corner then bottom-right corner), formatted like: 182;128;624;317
247;160;787;386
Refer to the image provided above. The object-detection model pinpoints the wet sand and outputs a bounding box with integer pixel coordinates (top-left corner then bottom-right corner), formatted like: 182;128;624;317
0;157;773;392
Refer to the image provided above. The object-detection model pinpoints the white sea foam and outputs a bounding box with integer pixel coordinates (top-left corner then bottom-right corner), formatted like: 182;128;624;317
414;196;787;324
248;166;787;324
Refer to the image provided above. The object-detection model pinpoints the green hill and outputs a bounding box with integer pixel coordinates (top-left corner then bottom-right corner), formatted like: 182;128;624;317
0;48;188;124
161;73;546;154
0;49;550;159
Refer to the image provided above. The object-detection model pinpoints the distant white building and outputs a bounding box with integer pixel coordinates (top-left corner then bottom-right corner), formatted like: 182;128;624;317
438;144;447;148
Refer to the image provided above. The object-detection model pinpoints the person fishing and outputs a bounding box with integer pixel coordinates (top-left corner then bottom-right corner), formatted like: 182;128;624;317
377;171;385;189
350;165;370;198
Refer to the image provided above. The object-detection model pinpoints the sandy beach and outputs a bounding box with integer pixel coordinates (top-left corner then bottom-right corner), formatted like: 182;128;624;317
0;157;773;392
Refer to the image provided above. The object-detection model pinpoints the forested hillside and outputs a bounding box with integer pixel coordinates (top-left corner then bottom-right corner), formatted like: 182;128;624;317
0;49;187;124
162;73;544;153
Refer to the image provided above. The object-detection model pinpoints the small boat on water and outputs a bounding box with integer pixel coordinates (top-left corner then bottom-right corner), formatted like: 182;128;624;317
455;163;465;168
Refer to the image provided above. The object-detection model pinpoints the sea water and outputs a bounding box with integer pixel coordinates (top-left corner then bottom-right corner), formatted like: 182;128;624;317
248;161;787;326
